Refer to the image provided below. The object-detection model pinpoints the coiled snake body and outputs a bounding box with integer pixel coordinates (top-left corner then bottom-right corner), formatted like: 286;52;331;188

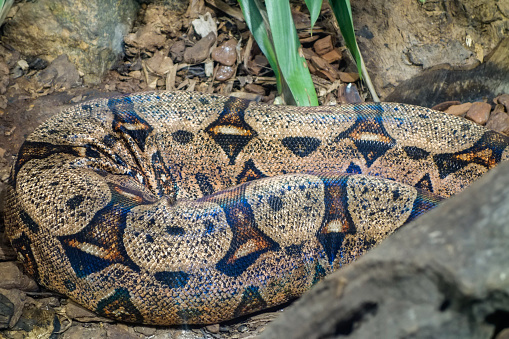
5;91;509;324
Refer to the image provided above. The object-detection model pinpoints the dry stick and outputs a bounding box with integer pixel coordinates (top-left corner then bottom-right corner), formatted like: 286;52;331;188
205;0;245;22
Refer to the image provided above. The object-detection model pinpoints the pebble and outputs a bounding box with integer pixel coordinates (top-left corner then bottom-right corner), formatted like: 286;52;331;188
212;39;238;66
465;102;491;125
237;324;249;332
215;65;235;81
445;102;472;116
431;101;461;111
496;328;509;339
0;261;38;291
183;32;216;64
339;72;360;83
170;40;186;63
244;83;266;96
0;288;26;328
495;94;509;112
486;112;509;135
206;323;220;333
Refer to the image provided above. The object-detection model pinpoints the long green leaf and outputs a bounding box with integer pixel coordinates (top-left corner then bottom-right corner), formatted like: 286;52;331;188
266;0;318;106
328;0;362;76
238;0;282;92
238;0;280;92
305;0;323;30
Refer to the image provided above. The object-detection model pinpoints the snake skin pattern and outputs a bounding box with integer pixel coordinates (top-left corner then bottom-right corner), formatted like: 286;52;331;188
5;91;509;325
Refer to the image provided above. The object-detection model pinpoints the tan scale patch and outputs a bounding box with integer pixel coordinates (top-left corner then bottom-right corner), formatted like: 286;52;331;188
346;175;417;238
381;103;485;153
246;174;325;248
124;198;232;272
17;154;111;236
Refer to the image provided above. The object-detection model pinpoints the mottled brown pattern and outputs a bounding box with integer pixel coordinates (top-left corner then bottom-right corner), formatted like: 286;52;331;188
4;91;509;325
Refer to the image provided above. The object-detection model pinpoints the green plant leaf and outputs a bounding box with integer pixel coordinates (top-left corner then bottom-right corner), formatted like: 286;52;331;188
265;0;318;106
305;0;323;30
328;0;362;76
238;0;282;92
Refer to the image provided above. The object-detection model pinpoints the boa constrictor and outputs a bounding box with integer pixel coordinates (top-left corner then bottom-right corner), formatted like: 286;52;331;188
5;91;509;325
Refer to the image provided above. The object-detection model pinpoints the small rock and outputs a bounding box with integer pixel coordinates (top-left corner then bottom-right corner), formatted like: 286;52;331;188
237;324;249;333
493;104;506;114
302;48;319;60
215;65;235;81
486;112;509;135
125;25;167;52
212;39;238;66
184;32;216;64
105;323;139;339
0;239;16;260
311;56;339;82
445;102;472;116
337;83;363;104
496;328;509;339
249;54;269;75
206;323;220;333
64;301;113;323
0;61;9;94
0;262;38;291
245;83;266;96
495;94;509;112
339;72;360;83
465;102;491;125
0;288;26;329
128;70;142;80
25;56;49;70
145;50;173;76
169;40;186;63
321;49;342;64
134;325;157;336
36;54;81;90
17;60;29;71
313;35;333;55
431;101;461;111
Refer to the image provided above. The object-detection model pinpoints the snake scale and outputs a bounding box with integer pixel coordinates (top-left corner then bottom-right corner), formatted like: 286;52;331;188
5;91;509;325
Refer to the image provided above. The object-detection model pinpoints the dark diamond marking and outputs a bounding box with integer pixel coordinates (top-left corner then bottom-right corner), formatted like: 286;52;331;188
312;262;327;285
268;195;284;212
317;175;357;264
281;137;321;157
204;220;215;235
234;286;267;318
345;162;362;174
415;173;433;192
209;193;279;277
195;173;215;196
284;243;303;256
58;183;154;277
154;271;189;288
335;115;396;167
403;146;430;160
407;189;443;223
10;232;40;281
66;195;85;210
96;288;143;323
172;130;194;145
205;97;255;165
151;151;176;197
109;96;154;152
19;210;39;233
433;131;509;179
103;134;117;147
166;226;185;235
236;159;267;185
